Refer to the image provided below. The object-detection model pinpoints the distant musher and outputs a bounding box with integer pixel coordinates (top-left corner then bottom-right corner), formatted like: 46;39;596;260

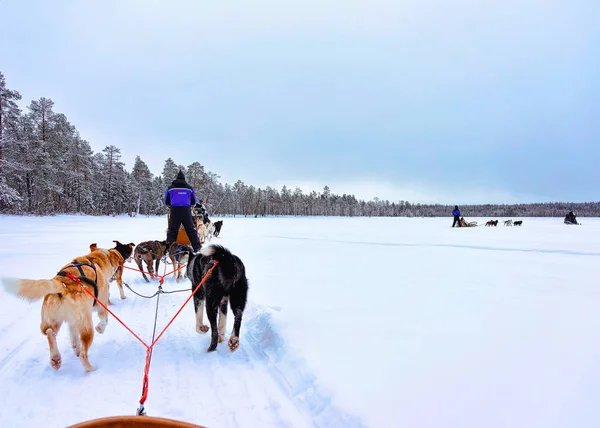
452;205;461;227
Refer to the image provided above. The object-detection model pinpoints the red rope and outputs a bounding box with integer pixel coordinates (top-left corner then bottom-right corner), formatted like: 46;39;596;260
121;264;187;279
66;273;149;348
67;261;218;408
140;348;152;404
149;261;218;348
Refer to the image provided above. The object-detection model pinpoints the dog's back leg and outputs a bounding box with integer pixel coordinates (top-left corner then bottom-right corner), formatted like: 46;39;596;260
218;296;229;343
69;323;82;357
205;292;221;352
145;255;156;281
40;295;64;370
75;309;97;372
228;281;248;352
193;289;208;334
154;255;162;280
135;256;150;282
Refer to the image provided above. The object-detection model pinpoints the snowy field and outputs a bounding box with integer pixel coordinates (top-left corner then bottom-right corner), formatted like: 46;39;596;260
0;215;599;428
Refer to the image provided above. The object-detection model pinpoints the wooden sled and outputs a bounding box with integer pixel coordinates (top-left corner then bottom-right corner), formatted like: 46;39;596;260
459;218;478;227
69;415;205;428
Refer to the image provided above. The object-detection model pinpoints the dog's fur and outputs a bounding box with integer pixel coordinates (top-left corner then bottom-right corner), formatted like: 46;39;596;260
185;244;248;352
504;220;513;226
485;220;499;227
513;220;523;226
0;245;124;372
213;220;223;237
167;242;192;282
196;223;207;244
90;240;135;303
204;221;215;241
134;240;168;282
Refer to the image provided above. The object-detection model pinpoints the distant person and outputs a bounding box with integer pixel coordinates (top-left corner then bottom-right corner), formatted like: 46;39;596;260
452;205;461;227
164;170;202;252
564;209;578;225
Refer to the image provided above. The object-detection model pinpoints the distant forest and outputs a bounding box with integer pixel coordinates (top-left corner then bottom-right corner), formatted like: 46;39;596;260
1;72;599;218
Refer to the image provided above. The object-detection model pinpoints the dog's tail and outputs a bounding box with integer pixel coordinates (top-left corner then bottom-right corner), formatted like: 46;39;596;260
1;277;64;302
200;244;240;281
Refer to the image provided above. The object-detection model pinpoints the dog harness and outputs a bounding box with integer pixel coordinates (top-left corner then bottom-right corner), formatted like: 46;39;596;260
56;261;99;306
137;241;162;256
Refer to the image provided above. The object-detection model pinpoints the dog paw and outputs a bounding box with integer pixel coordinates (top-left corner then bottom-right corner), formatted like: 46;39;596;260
218;334;225;343
95;323;106;334
228;336;240;352
206;344;218;352
120;295;127;300
50;355;62;370
196;325;209;334
85;365;98;373
72;345;81;357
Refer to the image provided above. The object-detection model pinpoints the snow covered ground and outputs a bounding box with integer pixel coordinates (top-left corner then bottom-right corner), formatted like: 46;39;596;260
0;215;599;428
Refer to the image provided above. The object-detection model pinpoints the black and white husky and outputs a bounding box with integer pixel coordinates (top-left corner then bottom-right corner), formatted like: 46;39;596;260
185;244;248;352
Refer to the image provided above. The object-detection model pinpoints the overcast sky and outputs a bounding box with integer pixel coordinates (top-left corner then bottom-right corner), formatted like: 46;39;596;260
1;0;599;204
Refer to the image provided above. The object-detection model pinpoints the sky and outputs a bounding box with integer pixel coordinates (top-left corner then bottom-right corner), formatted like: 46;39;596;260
1;0;599;204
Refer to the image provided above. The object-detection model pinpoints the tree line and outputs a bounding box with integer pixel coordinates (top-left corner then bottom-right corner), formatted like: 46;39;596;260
1;72;598;219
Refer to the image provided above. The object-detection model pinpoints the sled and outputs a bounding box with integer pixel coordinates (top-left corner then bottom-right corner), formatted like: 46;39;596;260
564;220;581;226
69;415;205;428
167;208;203;245
459;218;478;227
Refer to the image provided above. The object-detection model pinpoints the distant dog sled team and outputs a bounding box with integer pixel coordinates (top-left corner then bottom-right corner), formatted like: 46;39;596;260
0;169;242;373
451;205;579;228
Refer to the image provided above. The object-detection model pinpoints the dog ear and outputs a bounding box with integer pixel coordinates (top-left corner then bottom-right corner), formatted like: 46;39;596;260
89;243;98;251
109;249;124;263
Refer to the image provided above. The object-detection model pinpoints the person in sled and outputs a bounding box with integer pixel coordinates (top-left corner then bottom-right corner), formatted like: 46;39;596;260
564;210;578;225
164;170;202;252
452;205;461;227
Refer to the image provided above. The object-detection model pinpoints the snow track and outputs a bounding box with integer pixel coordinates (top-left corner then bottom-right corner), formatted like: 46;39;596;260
0;271;363;428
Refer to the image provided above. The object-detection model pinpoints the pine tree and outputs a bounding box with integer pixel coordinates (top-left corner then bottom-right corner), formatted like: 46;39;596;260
99;145;126;215
131;156;154;215
0;72;22;177
162;157;179;184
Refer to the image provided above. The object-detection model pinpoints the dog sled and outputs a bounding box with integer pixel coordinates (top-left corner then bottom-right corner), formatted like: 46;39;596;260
69;415;205;427
459;218;478;227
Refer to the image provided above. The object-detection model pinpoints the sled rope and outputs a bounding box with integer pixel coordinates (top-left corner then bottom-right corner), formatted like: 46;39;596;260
124;282;191;298
64;273;149;347
67;260;219;416
121;262;187;285
139;282;163;415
